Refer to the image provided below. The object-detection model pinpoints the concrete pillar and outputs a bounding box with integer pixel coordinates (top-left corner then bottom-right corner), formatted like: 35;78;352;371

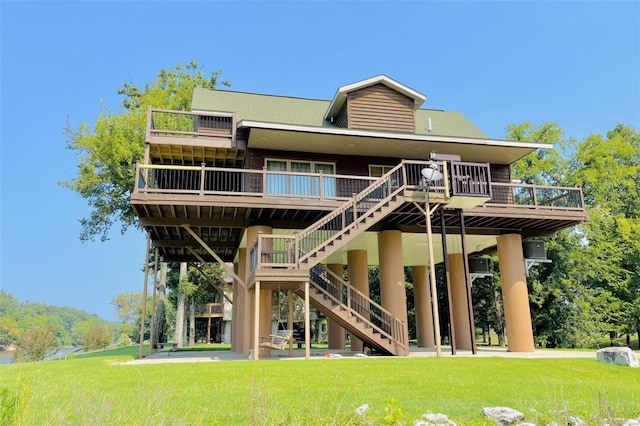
326;263;345;350
347;250;368;352
497;234;535;352
378;230;409;347
449;253;472;350
245;225;273;357
412;265;434;348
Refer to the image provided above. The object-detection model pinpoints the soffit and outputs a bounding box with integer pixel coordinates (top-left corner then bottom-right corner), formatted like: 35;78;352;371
242;123;549;164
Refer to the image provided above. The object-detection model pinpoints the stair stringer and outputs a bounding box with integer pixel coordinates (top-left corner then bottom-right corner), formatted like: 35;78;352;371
296;265;408;356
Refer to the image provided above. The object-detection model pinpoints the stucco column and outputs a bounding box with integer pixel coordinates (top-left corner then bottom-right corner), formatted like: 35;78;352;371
497;234;535;352
378;230;409;350
326;263;345;350
347;249;368;352
412;265;434;348
449;253;472;350
235;248;249;355
231;261;240;352
245;225;273;357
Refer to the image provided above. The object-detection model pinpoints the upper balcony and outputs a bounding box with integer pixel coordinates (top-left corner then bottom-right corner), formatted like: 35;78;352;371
146;107;245;165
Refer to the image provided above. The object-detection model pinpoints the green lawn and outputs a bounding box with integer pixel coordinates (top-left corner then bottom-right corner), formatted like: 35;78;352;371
1;347;638;425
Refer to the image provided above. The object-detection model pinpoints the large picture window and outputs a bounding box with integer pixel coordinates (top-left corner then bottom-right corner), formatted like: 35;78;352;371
266;159;336;198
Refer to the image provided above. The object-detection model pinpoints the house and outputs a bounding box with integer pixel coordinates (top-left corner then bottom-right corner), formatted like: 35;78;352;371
131;75;587;358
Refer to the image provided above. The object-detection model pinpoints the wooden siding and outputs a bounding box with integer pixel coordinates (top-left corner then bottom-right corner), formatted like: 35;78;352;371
347;84;415;133
334;103;348;128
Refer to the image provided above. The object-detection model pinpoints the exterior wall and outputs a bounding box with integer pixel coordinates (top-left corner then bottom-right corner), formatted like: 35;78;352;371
334;103;348;128
347;84;415;133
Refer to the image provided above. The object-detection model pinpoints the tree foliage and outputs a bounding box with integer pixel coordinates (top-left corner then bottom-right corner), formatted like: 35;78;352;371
480;122;640;348
61;61;229;241
79;324;115;351
17;325;56;362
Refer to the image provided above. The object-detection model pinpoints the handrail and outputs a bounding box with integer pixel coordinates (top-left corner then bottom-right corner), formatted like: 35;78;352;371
133;163;376;201
309;264;407;353
293;160;447;266
483;182;584;210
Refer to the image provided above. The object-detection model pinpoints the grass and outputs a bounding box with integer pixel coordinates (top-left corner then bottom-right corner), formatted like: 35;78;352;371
1;347;639;425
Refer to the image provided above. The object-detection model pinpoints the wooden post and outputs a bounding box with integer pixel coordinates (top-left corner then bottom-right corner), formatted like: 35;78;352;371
148;247;159;355
253;281;261;360
304;281;310;360
138;232;151;359
288;289;294;357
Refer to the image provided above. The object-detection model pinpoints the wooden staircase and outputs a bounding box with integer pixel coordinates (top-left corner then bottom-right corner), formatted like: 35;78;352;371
297;264;408;356
251;161;448;356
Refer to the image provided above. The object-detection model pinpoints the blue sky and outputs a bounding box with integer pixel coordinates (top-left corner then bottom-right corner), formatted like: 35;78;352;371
1;1;638;321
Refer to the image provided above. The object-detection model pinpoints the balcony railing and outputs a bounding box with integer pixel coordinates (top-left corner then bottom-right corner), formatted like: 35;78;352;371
147;107;235;141
484;182;584;210
195;303;224;317
134;163;377;201
449;161;492;198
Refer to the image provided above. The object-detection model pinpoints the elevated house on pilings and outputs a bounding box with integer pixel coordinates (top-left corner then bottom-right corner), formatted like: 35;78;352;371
131;75;587;359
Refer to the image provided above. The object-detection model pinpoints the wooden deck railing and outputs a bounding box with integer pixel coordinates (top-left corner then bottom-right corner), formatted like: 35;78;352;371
147;107;236;141
309;264;407;355
249;160;449;272
194;303;224;317
134;163;376;201
484;182;584;210
449;161;492;197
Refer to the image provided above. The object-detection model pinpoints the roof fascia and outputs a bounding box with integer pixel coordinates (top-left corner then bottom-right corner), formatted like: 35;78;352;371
237;119;554;151
323;75;427;121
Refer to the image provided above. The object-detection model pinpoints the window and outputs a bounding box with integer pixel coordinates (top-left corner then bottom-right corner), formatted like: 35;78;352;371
265;159;336;198
368;165;394;178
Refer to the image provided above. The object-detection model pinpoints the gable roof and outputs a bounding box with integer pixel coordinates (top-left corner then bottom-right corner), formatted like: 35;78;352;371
192;87;489;139
323;74;427;121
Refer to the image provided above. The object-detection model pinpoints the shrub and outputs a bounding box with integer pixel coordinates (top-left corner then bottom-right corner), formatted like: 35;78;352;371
17;325;55;362
80;325;114;351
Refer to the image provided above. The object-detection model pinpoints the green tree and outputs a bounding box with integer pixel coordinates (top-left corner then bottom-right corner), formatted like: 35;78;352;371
80;324;114;351
61;60;229;241
17;325;56;362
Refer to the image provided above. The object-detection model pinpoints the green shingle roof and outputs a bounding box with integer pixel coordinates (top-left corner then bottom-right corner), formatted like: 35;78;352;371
192;87;489;139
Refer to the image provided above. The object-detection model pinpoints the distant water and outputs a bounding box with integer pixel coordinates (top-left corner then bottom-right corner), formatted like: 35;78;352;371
0;347;83;365
0;351;16;365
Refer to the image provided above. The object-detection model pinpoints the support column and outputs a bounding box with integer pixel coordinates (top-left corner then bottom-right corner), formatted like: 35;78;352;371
449;253;472;350
253;281;261;360
245;225;273;358
412;265;434;348
497;234;535;352
231;261;239;352
304;281;311;360
378;230;409;349
326;263;345;350
235;248;249;355
347;250;368;352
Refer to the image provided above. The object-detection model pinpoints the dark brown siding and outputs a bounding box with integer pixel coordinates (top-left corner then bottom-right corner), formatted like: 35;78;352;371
489;164;511;183
334;103;348;128
346;84;415;133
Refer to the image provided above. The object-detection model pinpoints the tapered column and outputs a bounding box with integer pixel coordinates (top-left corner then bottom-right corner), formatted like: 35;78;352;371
326;263;345;350
449;254;472;350
497;234;535;352
245;225;273;357
378;230;409;347
347;250;368;352
412;265;434;348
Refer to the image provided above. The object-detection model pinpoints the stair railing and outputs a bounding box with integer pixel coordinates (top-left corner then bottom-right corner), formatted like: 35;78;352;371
250;160;447;273
309;264;407;354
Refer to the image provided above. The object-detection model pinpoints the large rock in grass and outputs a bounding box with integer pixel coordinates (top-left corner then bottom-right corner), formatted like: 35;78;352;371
482;407;524;425
596;347;639;368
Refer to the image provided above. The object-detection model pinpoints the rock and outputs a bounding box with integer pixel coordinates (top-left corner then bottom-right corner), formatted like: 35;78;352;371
596;347;639;368
354;403;369;416
517;423;536;426
482;407;524;425
415;413;457;425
